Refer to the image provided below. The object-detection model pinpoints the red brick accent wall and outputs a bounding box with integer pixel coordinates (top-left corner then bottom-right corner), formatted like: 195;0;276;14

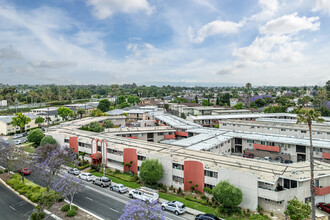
315;186;330;196
322;152;330;160
69;137;78;153
164;134;175;140
175;131;188;137
123;148;138;174
184;161;204;193
254;143;280;152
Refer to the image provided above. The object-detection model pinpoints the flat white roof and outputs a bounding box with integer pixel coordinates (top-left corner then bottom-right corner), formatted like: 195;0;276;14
190;113;298;120
154;113;201;130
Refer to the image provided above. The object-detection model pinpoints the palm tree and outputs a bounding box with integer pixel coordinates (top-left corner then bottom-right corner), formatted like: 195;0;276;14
296;109;324;220
317;88;327;108
245;82;252;108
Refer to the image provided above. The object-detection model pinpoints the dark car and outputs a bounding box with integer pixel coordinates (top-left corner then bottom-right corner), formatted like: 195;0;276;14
317;202;330;213
243;153;254;158
18;168;31;175
284;160;293;164
195;214;223;220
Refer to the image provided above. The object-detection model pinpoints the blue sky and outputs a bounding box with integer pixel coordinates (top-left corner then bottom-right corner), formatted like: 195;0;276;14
0;0;329;86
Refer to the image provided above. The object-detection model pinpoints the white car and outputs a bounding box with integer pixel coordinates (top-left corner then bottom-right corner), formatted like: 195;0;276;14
161;201;186;215
79;173;95;181
68;168;80;175
14;138;27;145
13;134;23;139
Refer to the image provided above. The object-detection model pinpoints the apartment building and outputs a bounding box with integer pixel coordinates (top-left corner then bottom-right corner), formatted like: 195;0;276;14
0;114;38;135
47;126;330;214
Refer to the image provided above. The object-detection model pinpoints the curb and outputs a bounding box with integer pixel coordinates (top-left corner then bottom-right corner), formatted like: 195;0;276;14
0;168;62;220
64;199;104;220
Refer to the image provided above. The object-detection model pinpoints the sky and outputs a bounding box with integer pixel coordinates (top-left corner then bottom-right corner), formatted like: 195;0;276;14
0;0;329;86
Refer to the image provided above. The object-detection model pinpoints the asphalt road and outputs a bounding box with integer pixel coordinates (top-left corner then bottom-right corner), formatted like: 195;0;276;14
24;171;194;220
0;181;34;220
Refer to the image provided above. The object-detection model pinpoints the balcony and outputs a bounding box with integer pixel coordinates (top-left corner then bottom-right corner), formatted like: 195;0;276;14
254;143;280;152
258;187;298;201
175;131;188;137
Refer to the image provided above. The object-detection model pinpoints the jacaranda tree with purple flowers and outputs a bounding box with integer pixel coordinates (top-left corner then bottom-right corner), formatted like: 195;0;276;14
53;173;86;210
33;144;78;193
119;199;165;220
0;138;16;172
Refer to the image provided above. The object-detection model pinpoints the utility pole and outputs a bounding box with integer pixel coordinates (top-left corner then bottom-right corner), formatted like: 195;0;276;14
47;107;49;128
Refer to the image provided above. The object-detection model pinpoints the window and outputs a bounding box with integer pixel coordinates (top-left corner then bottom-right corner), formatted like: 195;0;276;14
301;130;307;133
251;126;255;129
172;175;184;184
313;147;322;152
64;139;69;143
281;128;286;131
78;142;85;147
204;183;215;189
204;170;218;178
173;163;184;170
107;149;123;156
247;140;254;144
138;155;146;161
158;132;164;136
261;141;266;145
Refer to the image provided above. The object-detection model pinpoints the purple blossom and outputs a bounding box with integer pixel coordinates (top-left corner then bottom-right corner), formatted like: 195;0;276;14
119;199;165;220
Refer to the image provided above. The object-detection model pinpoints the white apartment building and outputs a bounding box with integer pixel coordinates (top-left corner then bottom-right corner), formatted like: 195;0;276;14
47;126;330;215
0;114;38;135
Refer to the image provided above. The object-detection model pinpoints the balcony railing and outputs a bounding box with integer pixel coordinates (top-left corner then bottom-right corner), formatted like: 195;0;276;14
315;186;330;196
254;143;280;152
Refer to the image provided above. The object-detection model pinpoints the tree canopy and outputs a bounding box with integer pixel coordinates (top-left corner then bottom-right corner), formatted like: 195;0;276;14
10;113;31;133
40;136;57;146
57;107;73;121
35;116;45;127
27;128;44;145
103;120;114;128
213;180;243;209
97;99;111;112
139;159;163;185
284;197;311;220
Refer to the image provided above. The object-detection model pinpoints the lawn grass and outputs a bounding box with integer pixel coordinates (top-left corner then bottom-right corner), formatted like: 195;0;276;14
21;144;36;153
159;192;217;215
91;172;141;189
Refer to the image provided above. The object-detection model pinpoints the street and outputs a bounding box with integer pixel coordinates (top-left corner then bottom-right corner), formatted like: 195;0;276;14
0;181;34;220
24;171;194;220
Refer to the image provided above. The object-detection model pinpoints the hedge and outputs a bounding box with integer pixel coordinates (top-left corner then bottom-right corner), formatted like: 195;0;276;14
6;174;61;203
78;163;90;170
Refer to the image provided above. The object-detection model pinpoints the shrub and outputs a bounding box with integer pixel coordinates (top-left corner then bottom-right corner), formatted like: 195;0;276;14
203;187;213;194
91;164;101;172
61;204;70;212
78;163;90;170
257;205;262;213
66;208;77;217
271;212;274;216
177;187;182;194
201;194;207;200
0;170;3;174
31;212;45;220
40;136;57;146
27;128;44;145
4;168;8;173
249;214;271;220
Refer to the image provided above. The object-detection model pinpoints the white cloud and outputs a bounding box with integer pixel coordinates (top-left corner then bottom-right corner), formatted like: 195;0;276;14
313;0;330;15
188;20;245;43
29;60;77;68
260;13;320;35
0;45;21;59
250;0;278;21
86;0;153;19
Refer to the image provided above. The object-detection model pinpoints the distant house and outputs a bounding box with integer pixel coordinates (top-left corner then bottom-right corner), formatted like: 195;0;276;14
250;95;273;103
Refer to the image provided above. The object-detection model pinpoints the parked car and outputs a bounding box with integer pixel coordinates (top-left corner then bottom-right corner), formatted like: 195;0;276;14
79;172;95;181
15;138;27;145
18;168;31;175
243;153;254;158
161;200;186;215
93;177;111;187
284;160;293;164
317;202;330;213
110;184;128;194
13;134;23;139
68;168;80;175
195;214;223;220
264;156;271;161
129;187;159;203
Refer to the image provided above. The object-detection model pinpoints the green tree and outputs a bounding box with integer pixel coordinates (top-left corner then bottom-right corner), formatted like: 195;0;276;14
103;120;114;128
195;95;198;103
164;104;169;111
296;109;324;220
88;122;104;132
250;102;257;109
11;113;31;133
134;96;141;104
77;109;85;119
90;109;107;117
246;82;252;107
40;136;57;146
97;99;111;112
202;99;209;106
139;159;163;185
35;116;45;128
180;112;186;119
284;197;311;220
116;95;126;105
119;102;130;108
27;128;44;145
57;107;73;121
233;103;243;109
213;181;243;215
127;95;135;105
